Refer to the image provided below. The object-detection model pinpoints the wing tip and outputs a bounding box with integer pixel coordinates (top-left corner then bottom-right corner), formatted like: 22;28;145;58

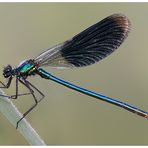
109;13;131;38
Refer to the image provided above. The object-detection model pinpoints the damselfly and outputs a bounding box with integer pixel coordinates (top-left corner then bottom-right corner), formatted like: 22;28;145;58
0;14;147;129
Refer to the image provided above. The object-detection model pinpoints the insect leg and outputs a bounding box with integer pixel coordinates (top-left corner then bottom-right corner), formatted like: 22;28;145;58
16;77;44;129
0;77;13;98
10;76;33;99
24;80;45;102
0;76;12;88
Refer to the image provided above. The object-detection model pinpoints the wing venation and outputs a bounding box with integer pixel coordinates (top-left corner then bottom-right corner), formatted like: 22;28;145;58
34;14;131;68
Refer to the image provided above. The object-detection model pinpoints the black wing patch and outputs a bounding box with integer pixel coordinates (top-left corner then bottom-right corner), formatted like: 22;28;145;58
34;14;131;68
61;14;130;67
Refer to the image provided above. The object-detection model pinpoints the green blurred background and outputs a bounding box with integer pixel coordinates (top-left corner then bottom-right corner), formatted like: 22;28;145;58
0;3;148;145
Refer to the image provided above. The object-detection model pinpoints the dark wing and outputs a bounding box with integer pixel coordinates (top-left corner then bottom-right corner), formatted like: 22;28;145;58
34;14;131;69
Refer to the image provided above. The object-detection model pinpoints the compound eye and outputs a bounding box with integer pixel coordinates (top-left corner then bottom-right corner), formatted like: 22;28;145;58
4;74;9;78
3;65;12;78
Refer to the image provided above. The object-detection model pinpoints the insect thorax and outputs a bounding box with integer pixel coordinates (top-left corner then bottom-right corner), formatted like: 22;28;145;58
17;59;37;76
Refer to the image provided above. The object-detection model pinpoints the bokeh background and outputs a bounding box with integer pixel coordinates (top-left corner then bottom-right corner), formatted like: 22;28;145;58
0;3;147;145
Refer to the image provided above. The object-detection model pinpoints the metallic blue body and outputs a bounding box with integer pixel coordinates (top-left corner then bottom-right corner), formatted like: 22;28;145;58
38;68;148;118
17;61;34;74
1;14;147;128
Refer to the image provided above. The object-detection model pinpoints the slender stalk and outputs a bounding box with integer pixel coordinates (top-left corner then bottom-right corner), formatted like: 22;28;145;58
0;89;46;145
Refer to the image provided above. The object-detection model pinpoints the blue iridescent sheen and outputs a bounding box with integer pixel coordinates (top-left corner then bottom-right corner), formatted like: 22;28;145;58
17;60;34;73
0;14;147;129
38;68;148;118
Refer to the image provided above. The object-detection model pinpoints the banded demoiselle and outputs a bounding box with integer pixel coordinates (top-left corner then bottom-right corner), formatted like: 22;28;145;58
0;14;147;129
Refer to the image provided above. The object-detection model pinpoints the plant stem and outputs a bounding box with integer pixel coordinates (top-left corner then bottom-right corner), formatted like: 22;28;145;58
0;89;46;145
